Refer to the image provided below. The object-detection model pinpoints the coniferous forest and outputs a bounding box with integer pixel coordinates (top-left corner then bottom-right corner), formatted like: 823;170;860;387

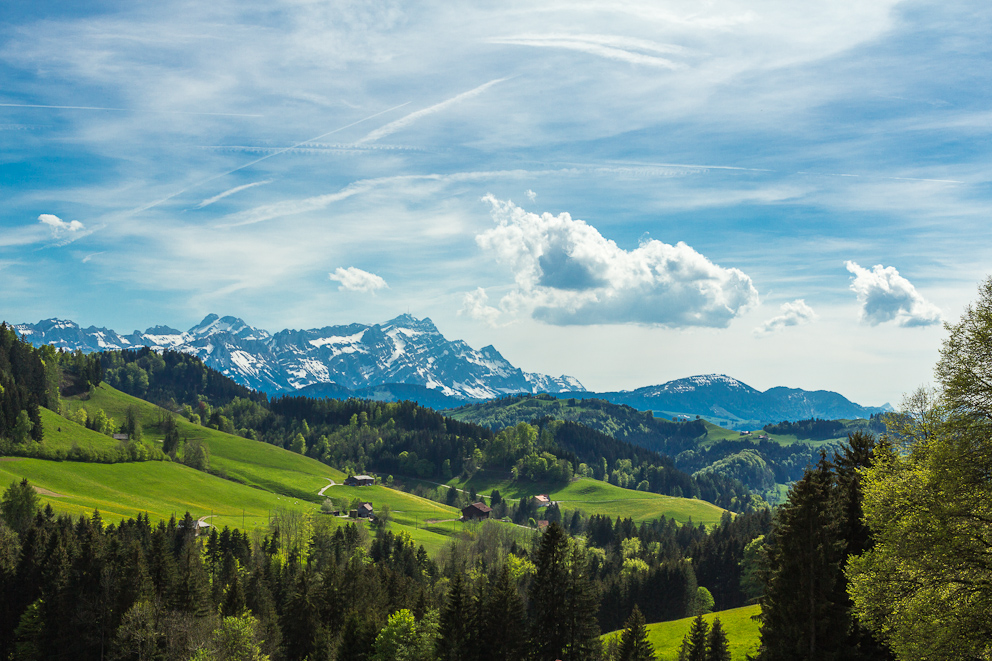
2;276;992;660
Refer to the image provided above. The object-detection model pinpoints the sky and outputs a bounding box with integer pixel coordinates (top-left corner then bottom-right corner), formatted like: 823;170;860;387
2;0;991;408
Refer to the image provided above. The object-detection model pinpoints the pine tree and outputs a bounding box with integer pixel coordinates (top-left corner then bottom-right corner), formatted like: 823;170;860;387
705;617;731;661
616;605;655;661
678;615;709;661
477;565;525;661
757;456;846;661
436;570;470;661
529;523;600;661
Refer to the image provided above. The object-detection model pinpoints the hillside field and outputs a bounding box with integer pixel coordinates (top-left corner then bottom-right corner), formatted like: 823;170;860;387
603;605;761;660
0;385;478;552
443;471;728;526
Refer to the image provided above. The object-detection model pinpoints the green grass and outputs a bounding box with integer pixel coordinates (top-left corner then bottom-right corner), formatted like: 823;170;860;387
65;384;347;500
700;421;841;447
37;406;135;454
603;605;761;661
445;472;727;526
0;457;316;532
0;385;477;553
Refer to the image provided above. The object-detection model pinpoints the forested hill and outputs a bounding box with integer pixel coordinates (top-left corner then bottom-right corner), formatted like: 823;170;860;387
445;393;876;500
89;346;756;511
446;394;709;456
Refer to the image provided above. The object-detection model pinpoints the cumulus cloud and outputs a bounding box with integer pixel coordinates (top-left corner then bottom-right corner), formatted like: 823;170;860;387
474;196;758;327
754;299;816;336
845;261;942;327
329;267;388;293
460;287;504;327
526;189;537;201
38;213;84;237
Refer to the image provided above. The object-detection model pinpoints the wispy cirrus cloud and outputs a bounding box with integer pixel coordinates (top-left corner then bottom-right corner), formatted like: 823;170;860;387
845;261;942;327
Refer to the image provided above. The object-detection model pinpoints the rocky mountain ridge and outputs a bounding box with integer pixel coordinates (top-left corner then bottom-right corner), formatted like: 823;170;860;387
10;314;584;400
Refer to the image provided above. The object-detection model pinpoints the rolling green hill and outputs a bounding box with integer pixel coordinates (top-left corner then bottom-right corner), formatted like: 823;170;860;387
446;472;728;526
0;384;471;552
65;383;347;500
603;605;761;660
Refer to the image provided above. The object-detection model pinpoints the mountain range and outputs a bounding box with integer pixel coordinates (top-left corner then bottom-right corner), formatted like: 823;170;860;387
571;374;890;426
10;314;583;400
9;315;888;424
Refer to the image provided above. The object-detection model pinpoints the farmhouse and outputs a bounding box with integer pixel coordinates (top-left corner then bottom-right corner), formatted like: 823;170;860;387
535;494;552;508
461;502;492;521
345;475;375;487
355;502;374;519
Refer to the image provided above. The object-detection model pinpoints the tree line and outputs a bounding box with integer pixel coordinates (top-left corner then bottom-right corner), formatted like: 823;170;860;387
0;472;769;661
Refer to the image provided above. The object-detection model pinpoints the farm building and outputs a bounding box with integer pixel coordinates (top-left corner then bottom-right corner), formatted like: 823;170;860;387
345;475;375;487
355;502;374;519
461;502;492;521
535;494;552;508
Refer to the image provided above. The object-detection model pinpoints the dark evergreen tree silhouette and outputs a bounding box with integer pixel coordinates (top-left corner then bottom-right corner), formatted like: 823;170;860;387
615;604;655;661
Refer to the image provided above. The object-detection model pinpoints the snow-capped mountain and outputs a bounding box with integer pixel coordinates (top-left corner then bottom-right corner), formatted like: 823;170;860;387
578;373;889;425
10;313;585;400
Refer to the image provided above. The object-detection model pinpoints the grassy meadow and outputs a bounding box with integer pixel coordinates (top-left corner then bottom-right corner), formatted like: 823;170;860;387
0;385;479;553
603;605;761;660
444;471;728;526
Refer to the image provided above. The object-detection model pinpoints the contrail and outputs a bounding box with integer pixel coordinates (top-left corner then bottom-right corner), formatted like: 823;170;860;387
195;180;272;209
0;103;263;117
128;102;411;215
356;78;509;144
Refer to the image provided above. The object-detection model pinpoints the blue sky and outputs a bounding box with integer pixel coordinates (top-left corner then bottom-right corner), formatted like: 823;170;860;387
2;0;990;406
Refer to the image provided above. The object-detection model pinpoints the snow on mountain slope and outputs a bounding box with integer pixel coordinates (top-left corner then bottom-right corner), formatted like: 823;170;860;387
11;313;586;400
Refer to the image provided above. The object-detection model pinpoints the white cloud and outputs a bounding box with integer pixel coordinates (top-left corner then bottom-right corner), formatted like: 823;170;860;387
475;196;758;327
845;261;942;327
38;214;85;239
460;287;504;327
329;266;388;293
754;299;816;336
526;189;537;201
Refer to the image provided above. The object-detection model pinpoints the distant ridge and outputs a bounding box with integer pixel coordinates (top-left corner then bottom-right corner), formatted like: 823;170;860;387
567;374;890;427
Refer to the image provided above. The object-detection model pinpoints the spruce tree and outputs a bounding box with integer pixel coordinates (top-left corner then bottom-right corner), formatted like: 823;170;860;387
478;565;525;661
616;605;655;661
757;456;846;661
529;522;600;661
678;615;709;661
705;617;731;661
436;570;470;661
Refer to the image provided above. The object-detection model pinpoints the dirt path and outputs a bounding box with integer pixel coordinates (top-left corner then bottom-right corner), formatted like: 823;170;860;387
0;457;24;462
34;486;65;497
318;479;336;496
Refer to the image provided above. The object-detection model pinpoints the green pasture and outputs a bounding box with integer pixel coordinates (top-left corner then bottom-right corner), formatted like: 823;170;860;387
65;384;347;500
603;605;761;660
446;472;727;526
37;406;146;454
700;421;842;447
0;457;315;532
